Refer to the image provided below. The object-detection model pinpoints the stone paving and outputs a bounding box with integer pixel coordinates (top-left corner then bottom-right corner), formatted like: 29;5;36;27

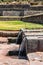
0;44;19;56
0;44;29;65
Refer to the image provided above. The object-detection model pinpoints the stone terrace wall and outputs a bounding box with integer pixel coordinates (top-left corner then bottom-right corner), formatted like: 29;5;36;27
0;4;30;16
0;4;43;24
22;14;43;24
30;6;43;11
0;4;30;11
0;17;21;21
0;14;43;24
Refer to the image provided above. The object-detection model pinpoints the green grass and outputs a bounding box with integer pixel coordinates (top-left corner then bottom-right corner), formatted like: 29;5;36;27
0;21;43;30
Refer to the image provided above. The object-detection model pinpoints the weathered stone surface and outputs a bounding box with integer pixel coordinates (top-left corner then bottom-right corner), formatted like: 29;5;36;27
3;11;24;16
30;6;43;11
27;52;43;61
20;29;43;63
22;14;43;24
0;30;18;37
39;40;43;51
0;44;19;56
8;37;17;43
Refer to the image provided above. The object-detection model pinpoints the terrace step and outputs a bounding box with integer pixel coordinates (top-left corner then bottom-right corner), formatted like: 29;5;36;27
0;44;19;56
0;37;8;43
0;30;18;37
8;37;17;43
0;37;17;44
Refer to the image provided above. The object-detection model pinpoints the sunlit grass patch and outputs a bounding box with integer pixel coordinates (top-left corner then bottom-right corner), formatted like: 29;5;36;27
0;21;43;30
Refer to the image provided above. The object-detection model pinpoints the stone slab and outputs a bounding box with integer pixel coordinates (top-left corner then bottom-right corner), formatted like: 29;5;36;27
27;52;43;61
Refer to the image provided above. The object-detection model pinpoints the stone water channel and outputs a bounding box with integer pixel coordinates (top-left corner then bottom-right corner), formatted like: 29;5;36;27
0;29;43;65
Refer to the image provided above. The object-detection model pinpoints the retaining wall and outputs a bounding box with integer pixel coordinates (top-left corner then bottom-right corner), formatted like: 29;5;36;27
22;14;43;24
0;4;43;24
30;6;43;11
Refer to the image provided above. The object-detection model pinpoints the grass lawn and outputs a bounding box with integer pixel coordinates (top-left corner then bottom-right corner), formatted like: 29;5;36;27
0;21;43;30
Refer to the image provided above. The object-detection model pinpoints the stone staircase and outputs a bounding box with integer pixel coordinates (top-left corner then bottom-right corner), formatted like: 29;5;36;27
0;30;29;65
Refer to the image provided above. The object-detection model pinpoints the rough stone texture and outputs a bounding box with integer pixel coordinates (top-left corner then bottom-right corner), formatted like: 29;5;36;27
27;39;38;52
27;52;43;61
20;29;43;64
0;4;30;9
3;11;24;16
25;36;43;53
39;40;43;51
0;4;43;24
8;37;17;43
22;14;43;24
30;6;43;11
0;30;18;37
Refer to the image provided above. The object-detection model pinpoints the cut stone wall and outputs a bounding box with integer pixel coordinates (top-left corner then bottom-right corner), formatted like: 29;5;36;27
3;11;24;16
22;15;43;24
0;4;43;23
30;6;43;11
